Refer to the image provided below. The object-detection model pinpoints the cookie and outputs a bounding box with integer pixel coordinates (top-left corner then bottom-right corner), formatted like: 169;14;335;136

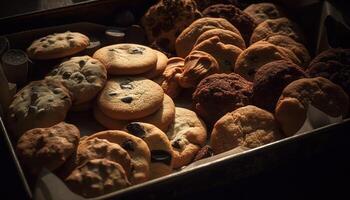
307;48;350;97
194;0;238;11
176;50;219;88
94;94;175;132
175;17;242;58
139;50;168;79
253;60;307;112
193;145;214;162
243;3;286;24
194;28;246;50
193;36;243;73
154;57;185;98
202;4;257;44
275;77;349;136
166;107;207;169
86;130;151;184
141;0;202;53
65;159;131;198
125;122;173;178
16;122;80;174
211;105;281;154
93;43;157;75
263;35;311;67
7;79;72;138
97;76;164;120
46;56;107;105
235;41;301;81
250;17;305;44
27;31;89;60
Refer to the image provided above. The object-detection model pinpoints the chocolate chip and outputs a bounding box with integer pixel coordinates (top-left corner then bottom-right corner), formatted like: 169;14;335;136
42;44;49;48
171;139;181;149
120;82;133;89
151;150;172;165
128;47;145;55
62;71;71;79
126;123;146;138
122;139;135;151
78;60;86;68
108;92;118;96
121;96;133;103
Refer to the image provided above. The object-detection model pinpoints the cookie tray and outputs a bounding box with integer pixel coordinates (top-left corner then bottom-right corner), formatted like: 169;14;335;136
1;0;350;199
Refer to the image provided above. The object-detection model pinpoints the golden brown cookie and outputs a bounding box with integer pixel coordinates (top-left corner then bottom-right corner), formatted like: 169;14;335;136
194;28;246;50
65;159;131;198
139;50;168;79
211;105;281;154
125;122;173;179
46;56;107;105
175;17;242;58
16;122;80;174
275;77;349;136
235;41;301;81
176;50;219;88
27;31;89;60
250;17;305;44
93;44;157;75
94;94;175;132
166;107;207;169
193;36;243;73
243;3;286;24
7;79;72;138
86;130;151;184
97;76;164;120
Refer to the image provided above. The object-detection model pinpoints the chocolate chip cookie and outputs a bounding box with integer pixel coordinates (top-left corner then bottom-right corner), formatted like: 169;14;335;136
139;50;168;79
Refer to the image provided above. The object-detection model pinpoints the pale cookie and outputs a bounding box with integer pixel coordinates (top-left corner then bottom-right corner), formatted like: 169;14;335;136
176;50;220;88
125;122;173;179
244;3;286;24
94;94;175;132
193;36;243;73
275;77;349;136
86;130;151;184
139;50;168;79
27;31;89;60
250;17;305;44
93;43;157;75
47;56;107;105
65;159;131;198
16;122;80;174
175;17;242;58
194;28;246;50
235;41;301;81
166;107;207;169
7;79;72;138
97;76;164;120
211;105;281;154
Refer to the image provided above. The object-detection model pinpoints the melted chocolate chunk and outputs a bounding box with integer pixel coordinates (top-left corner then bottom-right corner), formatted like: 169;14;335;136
126;123;146;138
121;96;133;103
120;80;134;89
171;139;181;149
128;47;145;54
78;60;86;68
122;139;135;151
151;150;172;165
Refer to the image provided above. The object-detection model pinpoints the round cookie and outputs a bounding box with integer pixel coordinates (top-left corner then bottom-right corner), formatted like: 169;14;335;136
253;60;307;112
202;4;257;44
235;41;301;81
139;50;168;79
166;107;207;169
27;31;89;60
16;122;80;174
192;73;253;125
7;79;72;138
194;0;238;11
250;17;305;45
141;0;202;53
125;122;173;179
93;43;157;75
194;28;246;50
65;159;131;198
97;76;164;120
263;35;311;67
176;50;220;88
193;36;243;73
243;3;286;24
46;56;107;105
175;17;242;58
210;105;281;154
86;130;151;184
94;94;175;132
307;48;350;97
275;77;349;136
